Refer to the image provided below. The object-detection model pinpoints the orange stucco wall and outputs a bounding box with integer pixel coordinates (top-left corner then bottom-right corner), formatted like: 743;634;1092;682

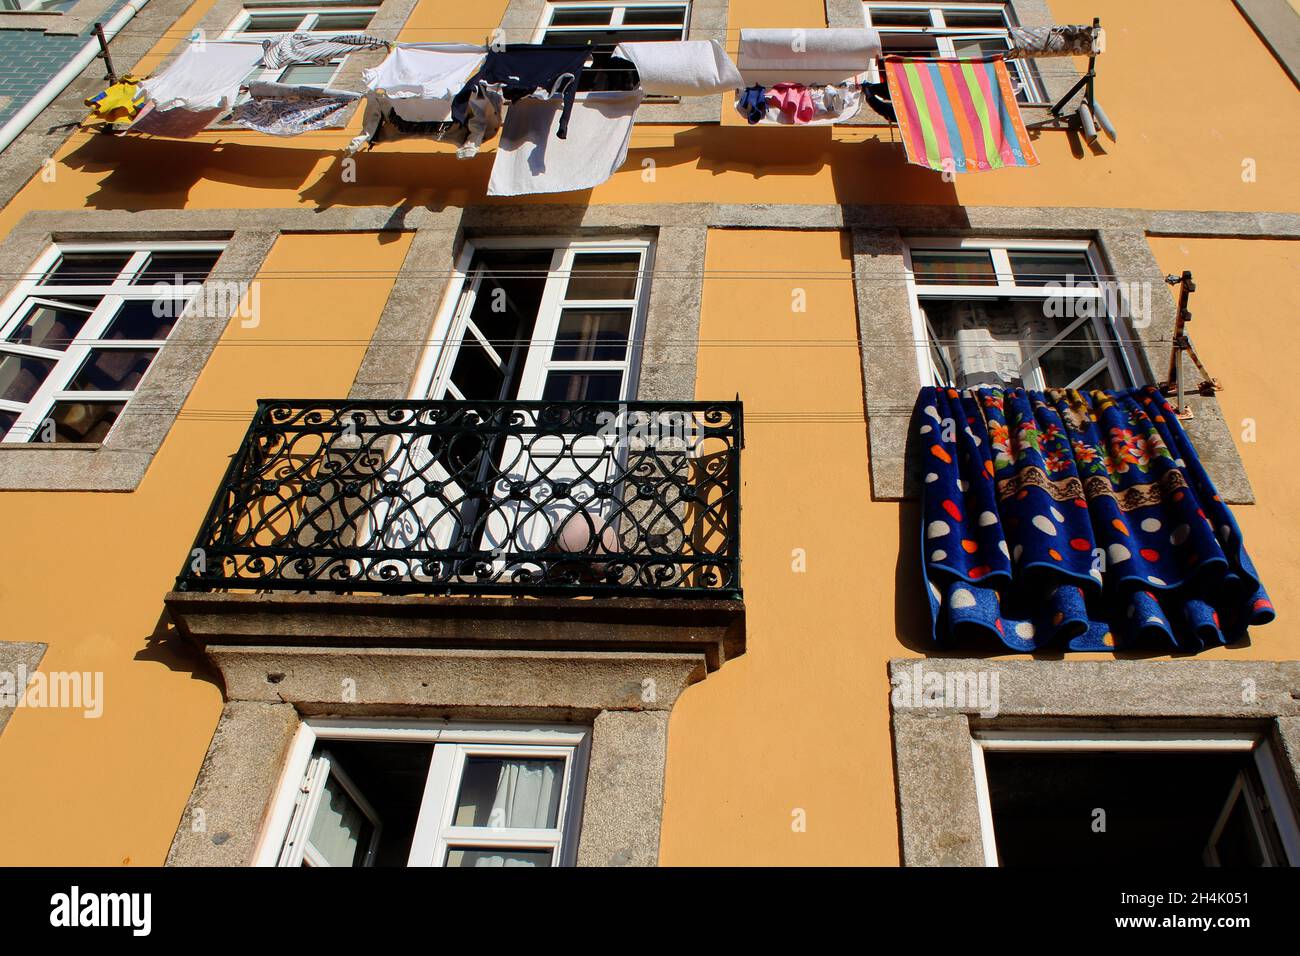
0;0;1295;865
0;232;411;865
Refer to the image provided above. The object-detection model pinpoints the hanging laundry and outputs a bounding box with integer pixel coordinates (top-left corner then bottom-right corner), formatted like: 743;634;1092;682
451;45;591;145
738;28;881;84
137;40;265;113
259;32;388;70
736;85;766;123
1008;24;1105;58
128;102;226;138
737;83;860;125
456;81;505;159
346;43;485;154
917;385;1273;652
612;39;742;96
228;81;361;136
884;56;1038;173
487;90;642;197
766;83;814;123
85;76;146;126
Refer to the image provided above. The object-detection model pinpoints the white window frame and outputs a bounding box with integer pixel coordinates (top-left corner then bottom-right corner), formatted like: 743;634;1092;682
903;236;1138;392
533;1;691;42
221;3;381;88
863;2;1044;104
412;236;654;404
0;241;225;445
255;719;591;867
970;729;1300;867
532;1;691;96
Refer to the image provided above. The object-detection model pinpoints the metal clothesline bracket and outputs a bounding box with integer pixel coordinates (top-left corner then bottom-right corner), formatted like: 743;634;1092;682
1048;16;1115;143
1157;270;1222;421
93;22;118;86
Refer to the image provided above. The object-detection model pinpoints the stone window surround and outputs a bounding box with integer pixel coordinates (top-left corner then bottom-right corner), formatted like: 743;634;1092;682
0;0;119;36
0;640;47;738
827;0;1084;126
497;0;730;124
889;657;1300;866
165;645;708;866
847;206;1300;503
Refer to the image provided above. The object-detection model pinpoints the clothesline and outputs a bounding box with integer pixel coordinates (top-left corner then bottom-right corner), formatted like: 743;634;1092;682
92;24;1108;194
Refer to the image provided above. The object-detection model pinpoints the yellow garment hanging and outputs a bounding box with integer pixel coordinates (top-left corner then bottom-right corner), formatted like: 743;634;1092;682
85;75;146;124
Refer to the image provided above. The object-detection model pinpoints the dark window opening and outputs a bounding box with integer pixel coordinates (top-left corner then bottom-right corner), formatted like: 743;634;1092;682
984;749;1294;866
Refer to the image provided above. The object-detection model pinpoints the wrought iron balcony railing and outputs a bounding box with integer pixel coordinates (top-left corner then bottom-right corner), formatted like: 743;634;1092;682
175;399;743;599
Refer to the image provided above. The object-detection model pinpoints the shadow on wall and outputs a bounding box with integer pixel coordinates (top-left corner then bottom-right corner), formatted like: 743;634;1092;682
136;608;223;693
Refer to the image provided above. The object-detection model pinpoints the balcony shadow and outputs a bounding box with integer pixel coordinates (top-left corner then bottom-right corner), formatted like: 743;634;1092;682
134;608;223;691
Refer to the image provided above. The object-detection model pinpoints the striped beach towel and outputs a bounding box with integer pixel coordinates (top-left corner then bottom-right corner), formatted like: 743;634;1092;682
884;56;1038;173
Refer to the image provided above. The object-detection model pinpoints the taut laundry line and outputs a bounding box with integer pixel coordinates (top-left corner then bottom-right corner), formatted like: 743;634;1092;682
93;22;1110;191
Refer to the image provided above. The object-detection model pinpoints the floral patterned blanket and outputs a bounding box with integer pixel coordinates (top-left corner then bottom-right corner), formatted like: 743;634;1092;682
917;385;1273;651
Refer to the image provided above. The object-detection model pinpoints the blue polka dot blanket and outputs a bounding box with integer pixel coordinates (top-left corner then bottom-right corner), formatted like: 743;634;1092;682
918;385;1274;652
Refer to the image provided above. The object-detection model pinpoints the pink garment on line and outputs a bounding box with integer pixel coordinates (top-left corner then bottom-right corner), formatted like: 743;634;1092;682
765;82;814;123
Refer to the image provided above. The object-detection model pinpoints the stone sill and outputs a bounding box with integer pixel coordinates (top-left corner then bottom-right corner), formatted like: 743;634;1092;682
165;591;746;671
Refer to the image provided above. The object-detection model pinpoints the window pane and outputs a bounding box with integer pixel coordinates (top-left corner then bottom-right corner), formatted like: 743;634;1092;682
445;847;553;867
453;756;564;828
880;33;941;53
67;348;158;392
565;253;640;299
242;13;304;32
44;252;131;286
1008;252;1095;287
621;6;687;25
448;338;505;400
942;8;1010;29
549;6;615;25
314;11;375;30
307;772;375;867
37;401;125;443
0;408;17;438
278;62;340;86
869;9;935;27
912;250;997;285
553;309;631;362
0;352;55;402
951;35;1011;59
7;300;96;350
543;27;680;44
922;297;1099;388
134;251;221;286
103;300;182;341
543;370;623;401
1037;319;1109;388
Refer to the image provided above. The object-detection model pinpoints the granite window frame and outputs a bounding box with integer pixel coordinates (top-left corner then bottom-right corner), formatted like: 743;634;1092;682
888;658;1300;866
498;0;730;124
0;213;277;492
848;216;1256;504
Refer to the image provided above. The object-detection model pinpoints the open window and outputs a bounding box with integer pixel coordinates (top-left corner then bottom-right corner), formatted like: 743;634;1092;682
534;2;691;92
863;2;1043;103
971;730;1300;866
262;721;590;867
905;238;1137;391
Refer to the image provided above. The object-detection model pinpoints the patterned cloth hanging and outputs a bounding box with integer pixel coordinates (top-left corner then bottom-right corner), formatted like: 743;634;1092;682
918;385;1274;652
884;55;1037;173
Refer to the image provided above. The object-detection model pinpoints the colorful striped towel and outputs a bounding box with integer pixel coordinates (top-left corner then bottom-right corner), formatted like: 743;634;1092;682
884;56;1038;173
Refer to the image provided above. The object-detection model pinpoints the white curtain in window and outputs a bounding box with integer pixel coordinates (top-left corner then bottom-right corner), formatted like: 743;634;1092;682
491;759;561;829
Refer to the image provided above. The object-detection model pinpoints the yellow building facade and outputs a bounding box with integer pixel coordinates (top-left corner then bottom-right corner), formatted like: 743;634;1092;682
0;0;1297;867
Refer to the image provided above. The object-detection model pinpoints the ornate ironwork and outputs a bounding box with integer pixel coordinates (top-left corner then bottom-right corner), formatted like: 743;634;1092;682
176;399;743;598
